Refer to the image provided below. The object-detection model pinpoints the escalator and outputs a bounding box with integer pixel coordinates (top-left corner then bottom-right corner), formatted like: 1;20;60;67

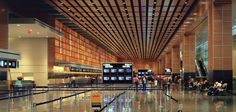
195;59;207;77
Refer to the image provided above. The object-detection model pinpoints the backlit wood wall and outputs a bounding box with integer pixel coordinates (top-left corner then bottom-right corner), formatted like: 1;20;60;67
53;20;117;68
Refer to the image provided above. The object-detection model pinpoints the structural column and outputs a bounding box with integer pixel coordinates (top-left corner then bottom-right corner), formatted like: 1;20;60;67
0;0;8;49
161;56;165;74
165;52;171;68
208;0;232;89
182;33;195;81
171;46;180;75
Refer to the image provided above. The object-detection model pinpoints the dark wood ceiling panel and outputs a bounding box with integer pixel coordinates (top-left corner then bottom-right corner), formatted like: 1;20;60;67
45;0;196;60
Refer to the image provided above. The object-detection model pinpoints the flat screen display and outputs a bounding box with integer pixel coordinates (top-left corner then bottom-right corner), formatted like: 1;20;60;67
8;60;17;68
125;77;132;80
0;71;7;81
111;77;117;80
111;69;117;73
103;77;109;80
138;72;141;74
0;60;4;67
142;72;145;74
165;68;172;73
118;69;124;73
126;69;132;73
118;77;124;80
104;69;110;73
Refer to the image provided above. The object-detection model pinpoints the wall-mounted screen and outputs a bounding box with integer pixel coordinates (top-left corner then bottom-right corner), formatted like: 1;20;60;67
118;77;125;80
0;72;7;81
104;69;110;73
126;69;132;73
125;77;132;80
0;60;4;67
104;77;109;81
111;77;117;80
118;69;124;73
111;69;117;73
8;60;17;68
165;68;172;73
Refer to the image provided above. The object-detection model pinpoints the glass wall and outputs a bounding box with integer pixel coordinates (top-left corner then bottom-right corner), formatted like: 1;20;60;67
195;20;208;77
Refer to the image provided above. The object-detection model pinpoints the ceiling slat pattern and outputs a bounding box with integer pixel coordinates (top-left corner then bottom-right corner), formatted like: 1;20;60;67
46;0;196;59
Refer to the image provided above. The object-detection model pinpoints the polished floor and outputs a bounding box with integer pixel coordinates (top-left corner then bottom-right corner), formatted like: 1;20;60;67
0;84;235;112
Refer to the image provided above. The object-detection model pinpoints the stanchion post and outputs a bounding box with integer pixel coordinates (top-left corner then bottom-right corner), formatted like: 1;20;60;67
59;97;63;110
32;103;36;112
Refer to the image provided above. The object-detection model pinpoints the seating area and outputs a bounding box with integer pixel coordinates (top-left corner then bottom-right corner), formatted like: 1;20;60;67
184;78;230;96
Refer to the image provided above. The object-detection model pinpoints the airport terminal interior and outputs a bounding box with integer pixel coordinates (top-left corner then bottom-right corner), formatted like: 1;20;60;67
0;0;236;112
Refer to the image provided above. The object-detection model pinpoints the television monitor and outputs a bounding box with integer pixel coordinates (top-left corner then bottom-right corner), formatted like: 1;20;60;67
8;60;17;68
142;72;145;74
165;68;172;73
126;69;132;73
103;69;110;73
0;72;7;81
0;60;4;67
111;77;117;80
125;77;132;80
138;72;141;74
111;69;117;73
103;77;109;80
118;77;124;80
118;69;124;73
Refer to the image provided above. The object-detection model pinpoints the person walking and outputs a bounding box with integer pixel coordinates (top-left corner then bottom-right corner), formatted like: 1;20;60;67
142;76;147;91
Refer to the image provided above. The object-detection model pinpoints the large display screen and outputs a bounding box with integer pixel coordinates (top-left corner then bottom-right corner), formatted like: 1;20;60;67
111;69;117;73
104;69;110;73
118;69;124;73
103;63;133;83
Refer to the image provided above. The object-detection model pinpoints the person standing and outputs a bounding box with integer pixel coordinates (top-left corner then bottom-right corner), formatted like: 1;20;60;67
71;76;76;88
14;76;23;95
133;75;139;92
142;76;147;91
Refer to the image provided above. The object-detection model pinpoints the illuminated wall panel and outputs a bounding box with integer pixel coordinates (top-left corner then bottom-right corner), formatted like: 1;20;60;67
54;20;117;68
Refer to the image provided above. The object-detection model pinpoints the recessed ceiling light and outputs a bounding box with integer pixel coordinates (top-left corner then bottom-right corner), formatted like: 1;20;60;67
185;21;190;24
18;36;22;38
37;32;40;35
46;36;49;38
17;24;20;27
154;2;156;4
185;2;188;4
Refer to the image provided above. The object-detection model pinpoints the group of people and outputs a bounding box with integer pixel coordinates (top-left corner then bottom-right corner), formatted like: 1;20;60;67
133;75;156;92
185;78;229;96
208;81;228;96
185;78;210;91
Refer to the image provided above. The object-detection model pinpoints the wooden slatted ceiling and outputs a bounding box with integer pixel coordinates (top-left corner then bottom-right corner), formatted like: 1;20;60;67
46;0;196;60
